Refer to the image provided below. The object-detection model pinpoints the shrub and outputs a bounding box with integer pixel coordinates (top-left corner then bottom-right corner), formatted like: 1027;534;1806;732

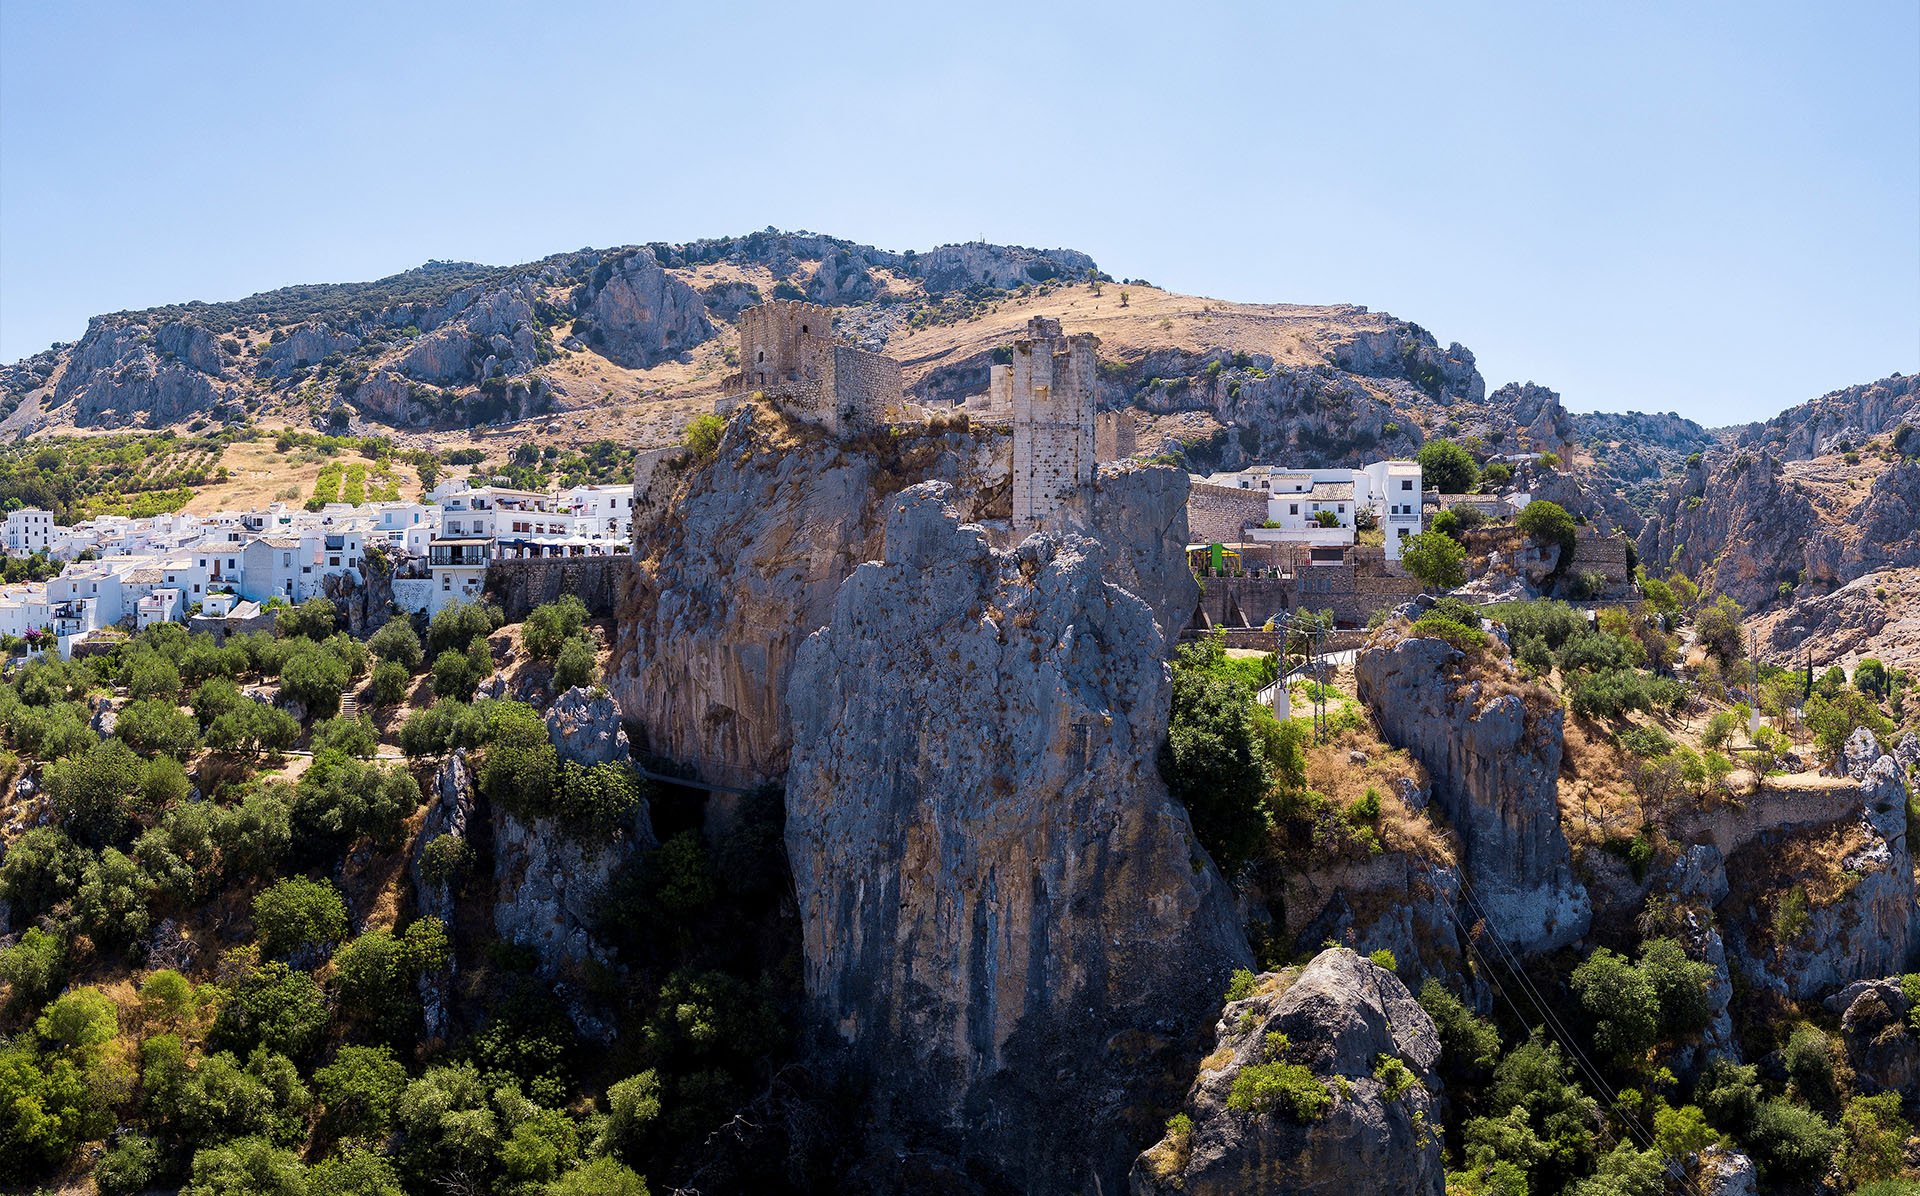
1416;439;1479;493
1746;1098;1840;1179
1516;500;1577;563
0;826;86;922
1409;613;1487;651
1367;946;1397;972
310;714;378;759
1652;1102;1717;1158
682;413;725;457
332;919;448;1042
1225;968;1258;1003
1782;1025;1837;1108
597;1070;661;1163
554;636;597;689
1569;669;1651;720
1402;530;1467;590
1226;1059;1332;1120
367;659;410;708
252;876;348;961
181;1136;308;1196
36;986;118;1051
1837;1092;1911;1186
368;617;424;671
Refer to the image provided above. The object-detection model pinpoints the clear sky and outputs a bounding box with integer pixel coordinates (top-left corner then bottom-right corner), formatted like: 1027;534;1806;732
2;1;1915;426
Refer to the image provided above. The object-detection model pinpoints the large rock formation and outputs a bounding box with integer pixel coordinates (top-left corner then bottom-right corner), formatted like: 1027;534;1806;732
53;317;227;426
570;247;713;368
609;405;1009;784
1355;632;1591;953
785;482;1248;1193
490;687;655;1038
1132;948;1445;1196
1719;732;1917;1002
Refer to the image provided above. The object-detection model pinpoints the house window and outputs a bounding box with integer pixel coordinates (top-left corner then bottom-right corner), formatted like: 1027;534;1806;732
283;553;291;567
1289;504;1299;516
329;557;340;567
442;577;451;590
1401;480;1413;491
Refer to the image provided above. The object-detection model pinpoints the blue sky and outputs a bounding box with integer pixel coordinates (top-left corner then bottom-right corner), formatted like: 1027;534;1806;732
2;1;1914;426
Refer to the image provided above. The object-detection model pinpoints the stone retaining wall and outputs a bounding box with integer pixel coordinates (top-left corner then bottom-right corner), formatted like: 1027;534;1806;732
484;556;634;622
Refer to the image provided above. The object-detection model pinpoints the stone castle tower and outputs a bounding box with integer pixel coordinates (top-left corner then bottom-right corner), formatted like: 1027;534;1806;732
1009;316;1099;532
722;299;902;435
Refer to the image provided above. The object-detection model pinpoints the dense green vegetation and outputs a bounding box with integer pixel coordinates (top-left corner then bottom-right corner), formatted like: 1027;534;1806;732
0;431;239;522
0;593;816;1192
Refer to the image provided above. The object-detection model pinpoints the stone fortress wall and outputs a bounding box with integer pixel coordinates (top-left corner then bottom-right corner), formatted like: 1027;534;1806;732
1187;482;1268;544
1011;317;1100;533
722;299;902;435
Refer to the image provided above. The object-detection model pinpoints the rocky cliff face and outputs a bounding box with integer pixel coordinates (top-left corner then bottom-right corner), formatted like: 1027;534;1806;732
1642;443;1920;613
490;687;655;1039
608;405;1010;784
784;482;1248;1193
1719;731;1917;1003
1355;632;1591;953
570;247;713;369
1131;948;1445;1196
52;317;228;427
1731;373;1918;461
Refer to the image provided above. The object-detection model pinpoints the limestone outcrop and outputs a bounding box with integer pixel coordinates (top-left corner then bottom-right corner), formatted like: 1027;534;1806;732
1355;633;1591;952
608;405;1010;784
1131;948;1445;1196
1832;980;1920;1100
785;482;1247;1193
1720;735;1917;1002
570;247;713;368
410;750;476;1041
1351;633;1589;948
489;687;655;1039
54;317;227;427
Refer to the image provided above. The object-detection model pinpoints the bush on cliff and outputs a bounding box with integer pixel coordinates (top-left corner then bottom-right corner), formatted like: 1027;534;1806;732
1162;639;1274;878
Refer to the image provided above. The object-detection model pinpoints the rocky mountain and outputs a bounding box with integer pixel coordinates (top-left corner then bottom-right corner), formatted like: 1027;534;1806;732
1639;375;1919;619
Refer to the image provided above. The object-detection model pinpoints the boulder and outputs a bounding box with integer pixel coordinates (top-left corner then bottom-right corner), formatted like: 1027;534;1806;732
1695;1147;1758;1196
544;686;632;767
1355;634;1590;952
1837;981;1920;1100
1132;948;1444;1196
785;481;1248;1193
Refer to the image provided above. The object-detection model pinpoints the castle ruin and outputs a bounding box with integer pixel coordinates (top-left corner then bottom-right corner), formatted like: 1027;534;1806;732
1008;316;1100;533
722;299;903;435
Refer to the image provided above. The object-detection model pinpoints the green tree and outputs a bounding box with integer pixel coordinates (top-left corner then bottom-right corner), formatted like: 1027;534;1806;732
1160;639;1272;877
546;1156;650;1196
310;714;378;759
367;660;410;708
1570;948;1659;1064
280;641;351;719
1854;657;1889;700
1417;438;1479;493
368;617;424;672
523;595;589;661
276;596;340;640
210;952;329;1060
252;876;348;962
0;927;67;1014
553;636;597;690
43;737;147;846
1516;499;1577;563
115;697;199;759
293;753;421;853
35;987;118;1051
315;1044;408;1140
1402;530;1467;590
426;599;502;659
1636;938;1712;1038
1693;593;1745;663
181;1135;308;1196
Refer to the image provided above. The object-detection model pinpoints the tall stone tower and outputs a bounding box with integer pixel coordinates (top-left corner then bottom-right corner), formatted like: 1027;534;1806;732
1011;317;1099;533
